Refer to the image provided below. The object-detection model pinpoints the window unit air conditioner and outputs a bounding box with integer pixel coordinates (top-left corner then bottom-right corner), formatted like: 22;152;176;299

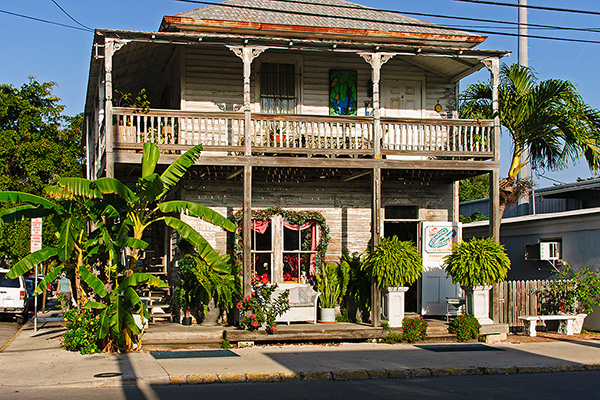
524;242;561;261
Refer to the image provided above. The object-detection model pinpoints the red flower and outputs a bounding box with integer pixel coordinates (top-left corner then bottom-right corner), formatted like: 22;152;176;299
260;274;269;284
251;314;256;319
245;295;251;302
252;320;258;328
236;302;243;310
270;326;276;332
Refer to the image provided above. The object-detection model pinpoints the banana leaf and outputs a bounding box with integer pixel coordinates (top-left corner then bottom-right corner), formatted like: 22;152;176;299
94;177;136;202
158;201;236;232
82;301;107;310
141;142;160;178
7;247;59;278
33;265;64;296
0;191;57;209
118;272;167;290
137;173;164;203
79;265;108;298
160;144;203;188
0;205;55;225
114;237;149;250
163;216;230;274
56;178;103;199
57;217;78;262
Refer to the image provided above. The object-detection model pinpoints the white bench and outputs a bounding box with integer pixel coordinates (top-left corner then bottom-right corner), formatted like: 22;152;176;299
275;285;321;325
518;315;578;337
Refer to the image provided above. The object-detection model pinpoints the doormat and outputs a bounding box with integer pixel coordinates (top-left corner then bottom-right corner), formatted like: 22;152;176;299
415;344;505;353
151;350;239;359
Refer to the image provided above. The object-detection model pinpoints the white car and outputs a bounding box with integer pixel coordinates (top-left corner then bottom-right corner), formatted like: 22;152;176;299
0;268;30;324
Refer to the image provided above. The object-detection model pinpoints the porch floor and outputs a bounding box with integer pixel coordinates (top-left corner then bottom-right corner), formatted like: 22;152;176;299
141;316;455;351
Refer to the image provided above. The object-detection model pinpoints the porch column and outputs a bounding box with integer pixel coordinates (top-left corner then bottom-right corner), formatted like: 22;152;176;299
359;53;395;159
243;164;253;298
227;46;267;156
371;167;382;326
484;57;501;241
103;38;129;178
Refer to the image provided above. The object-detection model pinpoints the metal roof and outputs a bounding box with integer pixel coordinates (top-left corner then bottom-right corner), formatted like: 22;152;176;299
161;0;486;47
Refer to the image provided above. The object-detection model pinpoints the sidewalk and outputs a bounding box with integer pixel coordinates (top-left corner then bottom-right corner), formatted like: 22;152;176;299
1;315;599;388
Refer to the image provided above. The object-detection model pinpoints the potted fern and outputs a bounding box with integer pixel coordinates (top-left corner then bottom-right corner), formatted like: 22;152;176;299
315;261;350;323
443;237;510;325
362;236;423;327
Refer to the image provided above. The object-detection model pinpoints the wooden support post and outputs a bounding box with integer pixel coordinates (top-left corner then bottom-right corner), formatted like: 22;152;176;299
104;39;115;178
485;57;501;241
371;167;382;326
243;164;252;298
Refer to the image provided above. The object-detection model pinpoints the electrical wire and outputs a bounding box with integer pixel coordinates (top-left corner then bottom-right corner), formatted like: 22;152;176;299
456;0;600;17
0;9;92;32
174;0;600;45
50;0;93;31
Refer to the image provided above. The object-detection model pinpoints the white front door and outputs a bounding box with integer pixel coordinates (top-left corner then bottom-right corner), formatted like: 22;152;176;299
381;79;422;118
421;268;461;316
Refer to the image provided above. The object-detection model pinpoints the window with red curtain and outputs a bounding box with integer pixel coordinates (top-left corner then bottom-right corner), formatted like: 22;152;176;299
282;221;317;284
251;220;272;283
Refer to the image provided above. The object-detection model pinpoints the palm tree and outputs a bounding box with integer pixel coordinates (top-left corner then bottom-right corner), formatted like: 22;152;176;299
461;63;600;216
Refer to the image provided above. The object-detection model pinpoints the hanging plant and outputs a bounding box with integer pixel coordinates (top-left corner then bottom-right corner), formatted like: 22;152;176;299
362;236;423;288
232;207;330;272
443;237;510;287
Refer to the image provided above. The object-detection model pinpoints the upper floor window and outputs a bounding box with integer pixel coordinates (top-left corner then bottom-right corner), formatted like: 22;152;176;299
260;63;296;114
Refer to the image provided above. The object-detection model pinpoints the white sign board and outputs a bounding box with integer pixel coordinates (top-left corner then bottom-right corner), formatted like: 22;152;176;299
30;218;43;252
422;222;461;270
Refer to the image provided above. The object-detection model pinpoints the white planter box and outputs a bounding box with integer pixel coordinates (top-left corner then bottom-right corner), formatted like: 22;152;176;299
382;286;408;328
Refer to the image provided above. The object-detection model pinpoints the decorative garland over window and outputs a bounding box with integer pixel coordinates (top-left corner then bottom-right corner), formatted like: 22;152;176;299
232;207;331;271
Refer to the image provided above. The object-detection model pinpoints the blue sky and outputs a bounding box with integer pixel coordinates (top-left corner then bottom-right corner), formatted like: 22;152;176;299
1;0;599;186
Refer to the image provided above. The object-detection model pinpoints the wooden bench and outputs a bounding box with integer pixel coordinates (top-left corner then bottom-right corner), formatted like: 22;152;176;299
518;315;578;337
275;285;321;325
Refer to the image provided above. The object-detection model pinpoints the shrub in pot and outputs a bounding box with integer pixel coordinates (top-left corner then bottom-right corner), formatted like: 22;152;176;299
362;236;423;327
443;237;510;325
316;261;350;322
175;254;239;325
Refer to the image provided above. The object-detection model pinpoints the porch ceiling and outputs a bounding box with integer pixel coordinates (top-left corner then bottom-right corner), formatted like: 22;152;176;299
114;163;487;186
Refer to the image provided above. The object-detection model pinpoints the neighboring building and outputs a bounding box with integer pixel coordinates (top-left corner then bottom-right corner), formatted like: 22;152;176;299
84;0;507;320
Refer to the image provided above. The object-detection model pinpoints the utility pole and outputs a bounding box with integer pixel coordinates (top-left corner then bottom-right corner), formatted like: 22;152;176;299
517;0;531;216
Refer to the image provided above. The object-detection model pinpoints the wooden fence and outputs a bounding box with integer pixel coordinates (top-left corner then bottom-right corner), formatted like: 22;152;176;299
492;280;551;331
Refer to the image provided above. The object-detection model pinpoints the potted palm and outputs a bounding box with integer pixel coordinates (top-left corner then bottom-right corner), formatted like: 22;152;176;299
315;261;350;323
362;236;423;327
443;237;510;325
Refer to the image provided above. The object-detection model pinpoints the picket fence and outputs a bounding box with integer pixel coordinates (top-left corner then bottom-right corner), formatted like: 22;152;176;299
491;280;551;331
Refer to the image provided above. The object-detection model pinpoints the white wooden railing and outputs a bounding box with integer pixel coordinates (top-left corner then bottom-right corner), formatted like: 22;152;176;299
111;107;494;158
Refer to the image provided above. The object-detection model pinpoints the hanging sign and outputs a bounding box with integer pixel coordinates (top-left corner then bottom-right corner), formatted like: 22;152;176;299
30;218;43;252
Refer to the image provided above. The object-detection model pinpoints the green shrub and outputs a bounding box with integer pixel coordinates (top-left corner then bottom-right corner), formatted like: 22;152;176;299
402;317;428;343
221;339;232;349
448;315;480;342
62;309;100;355
539;265;600;315
362;237;423;288
316;261;350;308
444;237;510;287
237;282;290;334
380;321;402;344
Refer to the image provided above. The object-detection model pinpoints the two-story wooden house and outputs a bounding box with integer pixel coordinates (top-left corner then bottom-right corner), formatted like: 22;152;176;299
84;0;507;323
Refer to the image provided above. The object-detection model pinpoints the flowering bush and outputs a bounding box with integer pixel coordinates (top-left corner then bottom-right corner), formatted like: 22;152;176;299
448;314;480;342
237;281;290;333
539;265;600;315
62;309;100;355
402;317;428;343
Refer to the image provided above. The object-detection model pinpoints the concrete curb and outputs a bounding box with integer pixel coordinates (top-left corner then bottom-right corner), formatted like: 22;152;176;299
168;363;600;385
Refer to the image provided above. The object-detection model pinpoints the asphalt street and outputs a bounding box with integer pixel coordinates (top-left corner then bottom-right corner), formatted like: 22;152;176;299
1;371;599;399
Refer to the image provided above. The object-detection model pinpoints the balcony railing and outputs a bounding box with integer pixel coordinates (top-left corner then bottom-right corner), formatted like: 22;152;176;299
110;107;494;159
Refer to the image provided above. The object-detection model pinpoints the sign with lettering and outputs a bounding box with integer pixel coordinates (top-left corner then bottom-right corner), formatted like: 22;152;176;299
422;222;461;270
30;218;43;252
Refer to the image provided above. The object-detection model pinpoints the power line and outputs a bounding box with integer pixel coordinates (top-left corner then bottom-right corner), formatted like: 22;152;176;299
174;0;600;45
50;0;93;31
0;9;93;32
455;0;600;17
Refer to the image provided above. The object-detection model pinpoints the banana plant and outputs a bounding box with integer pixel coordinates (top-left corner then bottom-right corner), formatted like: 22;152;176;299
57;142;237;275
83;269;167;351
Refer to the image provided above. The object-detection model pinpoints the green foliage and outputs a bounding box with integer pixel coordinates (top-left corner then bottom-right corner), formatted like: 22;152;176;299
221;339;232;349
402;317;428;343
237;282;290;333
341;249;370;313
448;315;480;342
362;237;423;288
443;237;510;287
539;265;600;315
459;175;489;203
62;309;100;355
335;307;357;323
0;78;84;263
461;63;600;179
380;321;403;344
316;261;350;308
459;212;489;224
175;254;239;314
113;89;150;113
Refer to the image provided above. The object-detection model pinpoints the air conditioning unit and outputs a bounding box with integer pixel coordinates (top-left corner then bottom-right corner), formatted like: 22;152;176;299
540;242;560;261
524;242;561;261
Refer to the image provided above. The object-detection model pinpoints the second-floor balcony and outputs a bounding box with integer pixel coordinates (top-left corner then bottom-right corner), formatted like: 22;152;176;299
108;107;495;160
